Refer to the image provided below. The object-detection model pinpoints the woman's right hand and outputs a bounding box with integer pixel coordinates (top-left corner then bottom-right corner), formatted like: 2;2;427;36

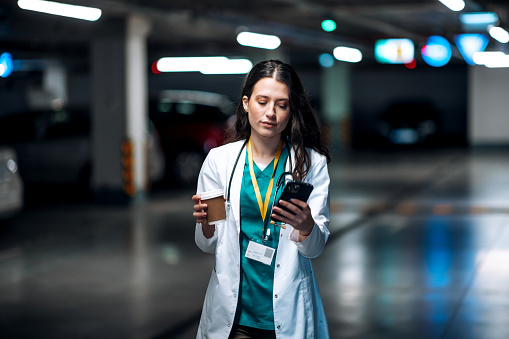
192;195;209;224
192;195;215;238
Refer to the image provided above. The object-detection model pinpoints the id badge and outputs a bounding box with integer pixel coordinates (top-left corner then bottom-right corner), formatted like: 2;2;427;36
245;240;275;266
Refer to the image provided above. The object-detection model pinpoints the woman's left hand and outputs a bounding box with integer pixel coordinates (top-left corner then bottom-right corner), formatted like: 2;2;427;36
271;199;314;238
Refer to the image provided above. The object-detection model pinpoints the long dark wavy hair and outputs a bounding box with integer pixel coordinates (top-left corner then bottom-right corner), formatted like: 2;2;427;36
227;59;331;181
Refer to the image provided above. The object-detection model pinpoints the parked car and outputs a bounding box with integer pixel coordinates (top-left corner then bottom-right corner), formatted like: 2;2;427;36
376;101;440;146
0;107;165;194
0;146;23;219
149;90;235;187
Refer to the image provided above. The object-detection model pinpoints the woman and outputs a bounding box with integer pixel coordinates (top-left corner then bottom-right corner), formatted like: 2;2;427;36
192;60;331;338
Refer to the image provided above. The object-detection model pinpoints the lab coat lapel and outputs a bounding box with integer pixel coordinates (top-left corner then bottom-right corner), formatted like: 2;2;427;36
228;141;246;233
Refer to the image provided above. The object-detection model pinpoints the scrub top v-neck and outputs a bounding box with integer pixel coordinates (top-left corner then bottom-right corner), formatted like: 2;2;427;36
235;145;289;330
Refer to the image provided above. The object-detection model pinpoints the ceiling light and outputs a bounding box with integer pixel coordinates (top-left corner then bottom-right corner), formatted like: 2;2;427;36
0;52;13;78
236;32;281;50
438;0;465;12
321;20;337;32
421;36;452;67
454;34;489;65
489;26;509;43
333;47;362;63
155;57;253;74
473;51;509;68
18;0;101;21
318;53;334;67
484;55;509;68
473;51;505;65
460;12;498;25
375;39;414;64
200;59;253;74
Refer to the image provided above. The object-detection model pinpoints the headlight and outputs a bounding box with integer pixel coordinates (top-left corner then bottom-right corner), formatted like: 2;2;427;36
7;159;17;173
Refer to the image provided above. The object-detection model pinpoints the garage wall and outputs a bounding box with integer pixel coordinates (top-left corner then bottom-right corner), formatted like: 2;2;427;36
469;65;509;146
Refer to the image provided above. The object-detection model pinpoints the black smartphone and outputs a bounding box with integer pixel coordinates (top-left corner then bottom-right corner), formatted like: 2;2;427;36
275;180;314;214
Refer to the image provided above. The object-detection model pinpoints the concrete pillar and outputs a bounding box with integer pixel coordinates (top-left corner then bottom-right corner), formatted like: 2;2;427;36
321;62;351;151
90;15;151;203
468;65;509;146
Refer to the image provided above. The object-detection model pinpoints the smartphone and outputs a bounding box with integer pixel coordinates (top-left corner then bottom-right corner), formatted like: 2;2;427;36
275;180;314;214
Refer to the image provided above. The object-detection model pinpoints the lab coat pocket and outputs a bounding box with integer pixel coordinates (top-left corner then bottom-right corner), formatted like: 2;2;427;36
300;275;315;338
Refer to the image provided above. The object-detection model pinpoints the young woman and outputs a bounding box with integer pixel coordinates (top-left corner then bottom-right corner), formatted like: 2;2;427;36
192;60;331;339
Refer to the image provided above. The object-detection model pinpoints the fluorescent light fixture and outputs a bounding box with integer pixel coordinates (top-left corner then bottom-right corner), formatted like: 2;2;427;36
200;58;253;74
460;12;498;25
438;0;465;12
473;51;509;68
375;39;414;64
473;51;505;64
484;54;509;68
333;46;362;63
236;32;281;50
18;0;101;21
489;26;509;43
156;57;253;74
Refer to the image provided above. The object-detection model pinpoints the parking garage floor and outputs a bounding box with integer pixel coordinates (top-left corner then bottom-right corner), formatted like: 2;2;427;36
1;147;509;339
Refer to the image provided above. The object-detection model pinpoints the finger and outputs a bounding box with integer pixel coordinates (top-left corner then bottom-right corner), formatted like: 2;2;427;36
193;203;208;212
193;211;207;219
277;200;302;215
290;199;308;209
271;212;297;226
272;205;297;220
192;195;202;203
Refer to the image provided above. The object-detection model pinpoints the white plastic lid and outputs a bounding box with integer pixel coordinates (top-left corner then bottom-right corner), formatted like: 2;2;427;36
200;189;224;200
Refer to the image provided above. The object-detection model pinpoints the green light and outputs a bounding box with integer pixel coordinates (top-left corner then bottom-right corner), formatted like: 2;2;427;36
321;20;336;32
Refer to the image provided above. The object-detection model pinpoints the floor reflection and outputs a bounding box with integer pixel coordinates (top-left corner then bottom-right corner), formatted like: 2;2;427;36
0;148;508;338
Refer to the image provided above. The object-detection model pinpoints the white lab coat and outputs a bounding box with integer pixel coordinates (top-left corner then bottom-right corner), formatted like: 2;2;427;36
195;140;330;339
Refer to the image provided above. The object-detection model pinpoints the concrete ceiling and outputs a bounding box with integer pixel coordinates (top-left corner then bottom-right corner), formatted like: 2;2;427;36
1;0;509;64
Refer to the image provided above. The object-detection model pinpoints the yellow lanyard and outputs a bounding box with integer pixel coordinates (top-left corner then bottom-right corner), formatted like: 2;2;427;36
247;138;283;224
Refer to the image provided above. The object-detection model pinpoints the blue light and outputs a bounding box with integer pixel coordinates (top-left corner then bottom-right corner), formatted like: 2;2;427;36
421;36;452;67
0;52;13;78
321;20;336;32
455;34;489;65
318;53;334;68
460;12;498;25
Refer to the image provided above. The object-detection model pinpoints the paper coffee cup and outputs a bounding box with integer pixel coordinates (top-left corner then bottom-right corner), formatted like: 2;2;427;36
200;189;226;225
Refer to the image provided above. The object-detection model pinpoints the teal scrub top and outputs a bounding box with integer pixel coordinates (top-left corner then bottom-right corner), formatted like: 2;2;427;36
235;145;289;330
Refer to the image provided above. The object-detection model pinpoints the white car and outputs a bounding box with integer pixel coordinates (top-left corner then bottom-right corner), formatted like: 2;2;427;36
0;108;165;192
0;146;23;219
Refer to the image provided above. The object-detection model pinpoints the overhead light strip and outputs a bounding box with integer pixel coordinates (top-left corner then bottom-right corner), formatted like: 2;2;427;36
489;26;509;43
236;32;281;50
155;57;253;74
438;0;465;12
333;46;362;63
18;0;102;21
460;12;498;25
473;51;509;68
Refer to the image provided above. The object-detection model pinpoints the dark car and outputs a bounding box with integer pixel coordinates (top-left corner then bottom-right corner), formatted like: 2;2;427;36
149;90;235;187
0;146;23;219
376;101;440;146
0;107;165;194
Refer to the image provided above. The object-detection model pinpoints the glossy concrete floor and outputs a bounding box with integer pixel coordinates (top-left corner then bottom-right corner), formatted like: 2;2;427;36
1;147;509;339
